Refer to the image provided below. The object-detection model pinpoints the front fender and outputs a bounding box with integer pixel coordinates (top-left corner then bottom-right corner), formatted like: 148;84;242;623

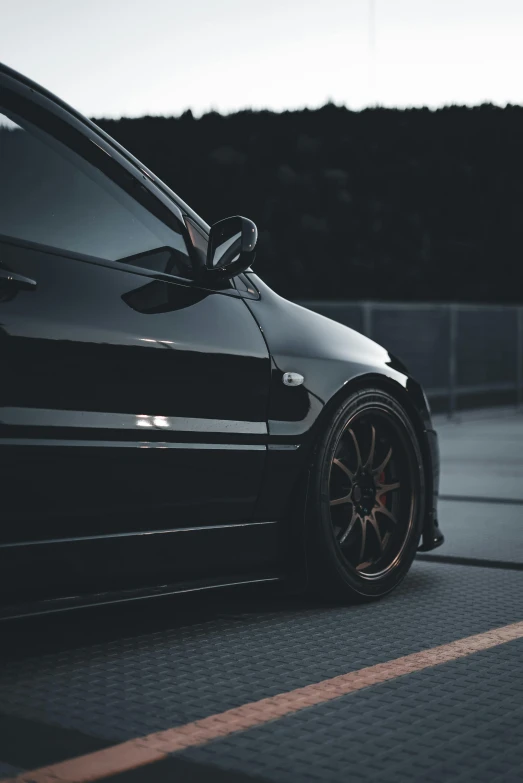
244;275;442;553
244;275;413;445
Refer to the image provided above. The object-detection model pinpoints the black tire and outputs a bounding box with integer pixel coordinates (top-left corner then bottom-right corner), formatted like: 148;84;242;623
306;388;425;602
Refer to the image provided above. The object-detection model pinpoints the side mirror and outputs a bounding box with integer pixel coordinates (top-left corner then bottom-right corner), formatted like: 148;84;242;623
206;216;257;278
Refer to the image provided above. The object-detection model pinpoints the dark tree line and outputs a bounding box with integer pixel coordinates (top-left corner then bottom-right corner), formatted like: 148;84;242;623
96;103;523;302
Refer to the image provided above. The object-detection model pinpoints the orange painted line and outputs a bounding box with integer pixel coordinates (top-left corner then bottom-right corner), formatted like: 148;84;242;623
5;619;523;783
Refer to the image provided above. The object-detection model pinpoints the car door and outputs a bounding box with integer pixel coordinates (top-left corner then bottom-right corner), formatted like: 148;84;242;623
0;73;271;604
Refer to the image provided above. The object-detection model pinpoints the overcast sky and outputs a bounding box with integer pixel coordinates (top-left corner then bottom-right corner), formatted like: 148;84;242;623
1;0;522;118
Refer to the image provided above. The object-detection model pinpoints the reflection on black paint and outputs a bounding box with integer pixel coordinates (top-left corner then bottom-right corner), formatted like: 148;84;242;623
0;236;271;549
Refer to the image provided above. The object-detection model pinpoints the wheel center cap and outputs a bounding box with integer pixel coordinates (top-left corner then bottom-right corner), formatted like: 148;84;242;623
352;474;376;513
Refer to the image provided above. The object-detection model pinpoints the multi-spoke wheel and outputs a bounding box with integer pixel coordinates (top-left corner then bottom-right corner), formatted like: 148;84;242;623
306;388;425;601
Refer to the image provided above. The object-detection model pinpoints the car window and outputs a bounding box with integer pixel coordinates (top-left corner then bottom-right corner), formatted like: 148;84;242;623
0;96;193;279
185;217;209;267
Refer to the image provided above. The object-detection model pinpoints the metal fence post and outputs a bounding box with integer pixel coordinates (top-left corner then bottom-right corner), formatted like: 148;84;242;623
448;304;457;419
517;307;523;409
362;301;373;340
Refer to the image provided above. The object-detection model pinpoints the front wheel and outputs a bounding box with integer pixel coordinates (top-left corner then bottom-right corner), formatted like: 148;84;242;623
306;388;425;601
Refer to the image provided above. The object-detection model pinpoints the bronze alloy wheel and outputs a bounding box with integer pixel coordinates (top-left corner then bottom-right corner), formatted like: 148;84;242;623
307;388;425;601
328;408;416;578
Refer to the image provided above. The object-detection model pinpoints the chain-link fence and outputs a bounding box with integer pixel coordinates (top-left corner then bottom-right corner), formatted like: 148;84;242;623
297;301;523;415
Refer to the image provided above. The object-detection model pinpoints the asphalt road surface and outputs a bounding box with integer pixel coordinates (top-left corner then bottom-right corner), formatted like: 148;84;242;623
430;407;523;565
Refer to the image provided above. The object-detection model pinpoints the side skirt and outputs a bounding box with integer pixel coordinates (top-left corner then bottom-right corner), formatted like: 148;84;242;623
0;521;284;618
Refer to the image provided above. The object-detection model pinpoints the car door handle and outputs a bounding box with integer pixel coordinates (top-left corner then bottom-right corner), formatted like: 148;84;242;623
0;268;37;290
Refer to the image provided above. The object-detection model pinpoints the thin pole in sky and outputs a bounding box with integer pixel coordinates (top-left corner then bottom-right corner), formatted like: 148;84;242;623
369;0;377;106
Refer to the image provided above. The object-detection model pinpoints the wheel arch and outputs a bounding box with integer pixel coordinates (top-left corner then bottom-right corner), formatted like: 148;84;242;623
304;372;435;537
283;372;438;592
310;372;425;442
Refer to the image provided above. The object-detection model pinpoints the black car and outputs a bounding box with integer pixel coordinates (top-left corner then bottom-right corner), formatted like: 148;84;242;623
0;63;443;619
